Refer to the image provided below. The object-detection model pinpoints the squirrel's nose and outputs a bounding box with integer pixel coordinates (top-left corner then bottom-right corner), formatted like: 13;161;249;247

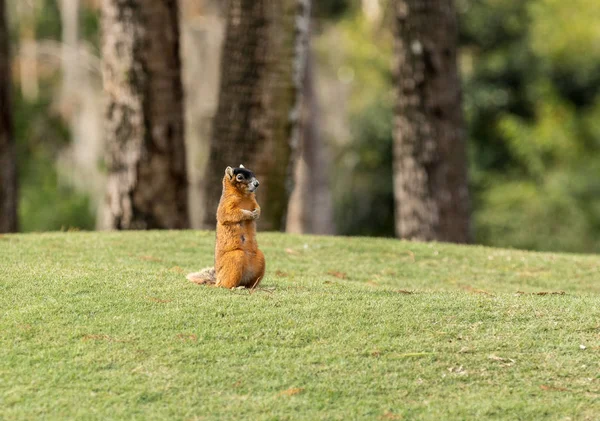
254;180;259;187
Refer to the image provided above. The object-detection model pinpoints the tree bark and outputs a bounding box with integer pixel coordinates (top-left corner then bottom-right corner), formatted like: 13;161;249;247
59;0;80;112
392;0;470;243
201;0;311;231
0;0;17;233
286;49;334;235
101;0;188;229
17;1;39;101
180;0;226;229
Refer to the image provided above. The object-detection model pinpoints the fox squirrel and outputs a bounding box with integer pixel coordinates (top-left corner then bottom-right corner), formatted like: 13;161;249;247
187;165;265;289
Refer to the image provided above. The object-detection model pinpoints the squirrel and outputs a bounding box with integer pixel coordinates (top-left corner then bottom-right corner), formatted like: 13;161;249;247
187;165;265;289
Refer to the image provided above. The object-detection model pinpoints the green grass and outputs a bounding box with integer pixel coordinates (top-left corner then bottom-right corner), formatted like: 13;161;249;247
1;231;600;420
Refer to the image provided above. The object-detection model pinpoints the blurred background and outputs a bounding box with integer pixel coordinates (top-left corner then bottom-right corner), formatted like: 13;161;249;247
0;0;599;254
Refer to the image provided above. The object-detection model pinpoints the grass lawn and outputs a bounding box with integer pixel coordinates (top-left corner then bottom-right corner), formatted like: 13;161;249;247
1;231;600;420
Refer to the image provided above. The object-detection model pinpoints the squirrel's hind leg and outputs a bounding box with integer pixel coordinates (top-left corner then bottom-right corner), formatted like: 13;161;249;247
241;249;265;288
215;251;245;289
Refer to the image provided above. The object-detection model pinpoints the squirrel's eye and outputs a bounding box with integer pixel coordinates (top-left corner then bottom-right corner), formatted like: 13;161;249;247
236;174;244;181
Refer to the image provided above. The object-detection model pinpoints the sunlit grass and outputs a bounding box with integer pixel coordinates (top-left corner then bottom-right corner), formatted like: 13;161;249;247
1;231;599;419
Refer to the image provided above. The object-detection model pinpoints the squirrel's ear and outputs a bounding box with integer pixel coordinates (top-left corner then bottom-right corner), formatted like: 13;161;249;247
239;164;245;169
225;166;234;179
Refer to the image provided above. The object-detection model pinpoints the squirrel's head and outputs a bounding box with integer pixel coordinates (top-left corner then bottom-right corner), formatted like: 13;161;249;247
224;165;260;194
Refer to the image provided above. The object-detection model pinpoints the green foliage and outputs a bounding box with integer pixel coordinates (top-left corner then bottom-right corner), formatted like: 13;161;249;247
333;16;394;111
318;0;600;252
529;0;600;79
2;231;600;419
17;156;95;232
461;0;600;253
475;178;600;252
9;0;99;232
13;88;95;232
316;14;395;236
334;100;395;237
81;5;101;51
313;0;358;20
33;0;62;41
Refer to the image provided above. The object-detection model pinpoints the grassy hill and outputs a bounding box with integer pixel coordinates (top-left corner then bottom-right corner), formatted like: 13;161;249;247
1;231;599;420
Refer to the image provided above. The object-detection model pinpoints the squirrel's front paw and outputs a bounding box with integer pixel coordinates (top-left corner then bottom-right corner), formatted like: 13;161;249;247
242;209;259;220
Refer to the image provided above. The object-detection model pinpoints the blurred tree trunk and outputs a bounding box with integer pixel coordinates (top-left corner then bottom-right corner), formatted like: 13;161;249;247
16;1;39;101
59;0;80;111
392;0;470;243
180;0;226;229
101;0;188;229
201;0;311;231
362;0;382;24
286;50;334;235
0;0;17;233
57;0;106;229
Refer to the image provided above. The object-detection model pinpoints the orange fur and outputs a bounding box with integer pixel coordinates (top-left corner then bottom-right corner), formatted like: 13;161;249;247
188;167;265;289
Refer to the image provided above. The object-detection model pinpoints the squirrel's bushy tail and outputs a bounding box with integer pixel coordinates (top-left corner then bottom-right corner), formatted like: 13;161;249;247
186;267;216;285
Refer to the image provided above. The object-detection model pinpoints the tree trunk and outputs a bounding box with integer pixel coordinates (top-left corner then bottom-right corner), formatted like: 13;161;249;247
180;0;226;229
57;0;106;228
201;0;311;231
0;0;17;233
59;0;80;113
17;1;39;101
101;0;188;229
362;0;382;24
392;0;470;243
286;49;334;235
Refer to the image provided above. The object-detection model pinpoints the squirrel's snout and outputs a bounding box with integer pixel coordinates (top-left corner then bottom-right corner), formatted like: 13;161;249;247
248;178;260;192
